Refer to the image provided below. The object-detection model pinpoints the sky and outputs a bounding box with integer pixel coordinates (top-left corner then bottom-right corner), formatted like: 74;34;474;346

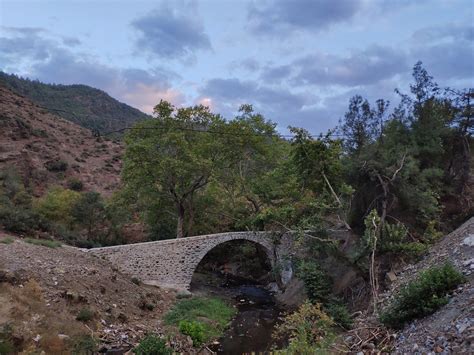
0;0;473;134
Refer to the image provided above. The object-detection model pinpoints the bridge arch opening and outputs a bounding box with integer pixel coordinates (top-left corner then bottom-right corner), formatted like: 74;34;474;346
190;239;275;291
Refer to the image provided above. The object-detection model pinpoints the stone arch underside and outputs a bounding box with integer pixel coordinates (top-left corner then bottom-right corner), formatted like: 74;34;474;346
89;231;285;290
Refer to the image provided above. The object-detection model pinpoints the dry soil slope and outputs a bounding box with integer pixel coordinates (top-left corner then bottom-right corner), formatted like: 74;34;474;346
0;86;123;196
0;234;199;353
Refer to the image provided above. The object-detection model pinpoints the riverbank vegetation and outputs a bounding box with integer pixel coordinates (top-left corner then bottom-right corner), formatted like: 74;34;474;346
163;296;236;346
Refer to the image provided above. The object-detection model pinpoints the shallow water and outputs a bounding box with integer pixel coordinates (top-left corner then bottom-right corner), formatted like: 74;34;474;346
214;283;283;354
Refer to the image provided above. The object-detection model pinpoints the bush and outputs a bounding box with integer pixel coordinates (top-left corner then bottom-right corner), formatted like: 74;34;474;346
179;320;205;347
25;238;61;248
45;159;68;172
34;187;81;226
380;263;465;329
67;178;84;191
71;334;97;354
296;261;332;304
325;302;352;329
134;334;172;355
273;301;334;354
76;308;94;322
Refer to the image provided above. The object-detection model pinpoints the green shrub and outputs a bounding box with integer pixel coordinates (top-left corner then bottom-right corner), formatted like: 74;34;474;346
71;334;97;354
179;320;205;346
34;187;81;226
0;206;47;234
273;301;335;354
67;178;84;191
25;238;61;248
380;263;465;329
164;297;235;342
76;308;94;322
325;302;352;329
296;261;332;304
179;320;205;347
134;334;172;355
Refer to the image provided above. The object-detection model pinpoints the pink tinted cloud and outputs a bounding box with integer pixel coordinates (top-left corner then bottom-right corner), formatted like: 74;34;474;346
120;83;186;114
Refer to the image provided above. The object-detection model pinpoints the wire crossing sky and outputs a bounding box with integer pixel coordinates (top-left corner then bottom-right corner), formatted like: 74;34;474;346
0;0;473;134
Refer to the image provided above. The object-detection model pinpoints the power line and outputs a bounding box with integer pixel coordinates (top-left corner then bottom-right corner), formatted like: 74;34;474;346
33;101;346;139
101;124;347;139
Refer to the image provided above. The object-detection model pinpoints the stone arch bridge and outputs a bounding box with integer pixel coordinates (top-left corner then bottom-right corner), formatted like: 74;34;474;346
88;231;295;290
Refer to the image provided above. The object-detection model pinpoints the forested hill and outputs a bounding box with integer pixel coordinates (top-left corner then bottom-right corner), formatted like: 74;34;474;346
0;71;150;133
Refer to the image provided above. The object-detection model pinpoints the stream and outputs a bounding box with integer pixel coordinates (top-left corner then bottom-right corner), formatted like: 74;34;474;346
192;273;285;354
215;284;283;354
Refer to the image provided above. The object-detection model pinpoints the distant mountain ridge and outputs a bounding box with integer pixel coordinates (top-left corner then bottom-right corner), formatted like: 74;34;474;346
0;71;150;133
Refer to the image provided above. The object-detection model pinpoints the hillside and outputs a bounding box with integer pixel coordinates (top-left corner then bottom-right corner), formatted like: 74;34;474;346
0;85;122;196
0;72;150;133
0;235;196;354
345;217;474;353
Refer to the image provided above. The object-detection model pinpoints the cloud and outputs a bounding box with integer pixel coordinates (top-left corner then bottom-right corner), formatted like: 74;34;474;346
198;77;327;131
62;36;82;47
258;45;407;88
131;2;211;60
296;45;408;87
0;27;183;113
31;52;182;112
412;23;473;43
228;58;261;73
248;0;363;35
409;23;473;82
0;27;52;66
121;84;185;113
260;64;292;84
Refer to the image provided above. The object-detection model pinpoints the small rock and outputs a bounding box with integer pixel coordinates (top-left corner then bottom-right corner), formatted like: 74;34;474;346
386;271;397;282
462;235;474;247
434;346;443;353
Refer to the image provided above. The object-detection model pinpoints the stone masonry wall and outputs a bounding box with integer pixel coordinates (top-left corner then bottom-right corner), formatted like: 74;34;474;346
88;231;294;290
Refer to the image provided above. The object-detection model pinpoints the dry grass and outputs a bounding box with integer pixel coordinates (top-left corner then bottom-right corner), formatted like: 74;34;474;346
2;278;91;353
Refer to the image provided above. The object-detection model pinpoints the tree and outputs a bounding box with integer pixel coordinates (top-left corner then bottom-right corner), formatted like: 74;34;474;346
71;192;106;239
339;95;377;154
123;101;226;238
290;128;352;230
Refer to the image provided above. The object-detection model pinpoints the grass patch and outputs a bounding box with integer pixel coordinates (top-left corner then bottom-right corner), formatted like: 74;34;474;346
0;236;14;244
134;334;172;355
25;238;62;248
380;263;465;329
164;296;236;343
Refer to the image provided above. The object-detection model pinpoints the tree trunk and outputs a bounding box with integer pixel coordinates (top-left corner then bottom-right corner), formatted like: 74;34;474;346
186;196;194;238
176;203;185;238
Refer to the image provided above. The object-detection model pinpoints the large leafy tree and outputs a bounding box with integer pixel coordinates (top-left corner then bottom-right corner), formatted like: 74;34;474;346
123;101;226;238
